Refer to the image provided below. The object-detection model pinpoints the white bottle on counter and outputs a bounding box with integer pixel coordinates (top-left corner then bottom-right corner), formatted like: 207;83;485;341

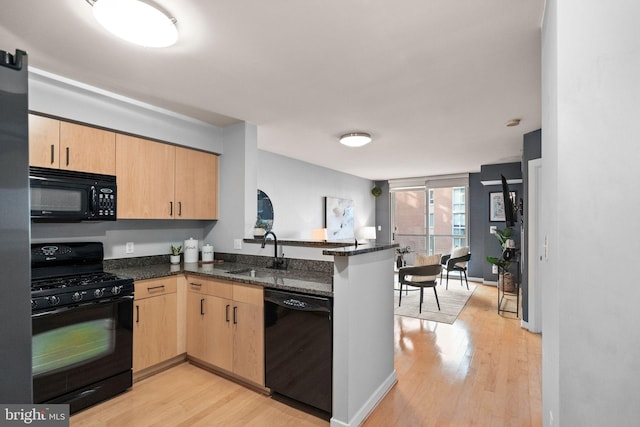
202;244;214;262
183;238;199;263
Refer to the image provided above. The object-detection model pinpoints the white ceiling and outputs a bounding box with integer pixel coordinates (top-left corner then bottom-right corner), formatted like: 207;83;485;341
1;0;545;181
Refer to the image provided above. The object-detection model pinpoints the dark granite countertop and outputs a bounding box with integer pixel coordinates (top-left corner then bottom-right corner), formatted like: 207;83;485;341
322;242;399;257
107;261;333;297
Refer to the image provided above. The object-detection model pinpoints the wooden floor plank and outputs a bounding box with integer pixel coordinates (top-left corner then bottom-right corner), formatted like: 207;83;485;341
71;282;541;427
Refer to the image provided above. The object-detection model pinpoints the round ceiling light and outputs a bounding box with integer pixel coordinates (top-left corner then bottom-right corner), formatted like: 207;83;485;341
88;0;178;48
339;132;372;147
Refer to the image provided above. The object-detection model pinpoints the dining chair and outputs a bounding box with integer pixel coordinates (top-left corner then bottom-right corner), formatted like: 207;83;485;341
440;246;471;290
398;263;442;312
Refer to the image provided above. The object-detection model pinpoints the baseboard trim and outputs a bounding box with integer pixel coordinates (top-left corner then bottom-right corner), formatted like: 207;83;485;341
330;370;397;427
133;353;186;383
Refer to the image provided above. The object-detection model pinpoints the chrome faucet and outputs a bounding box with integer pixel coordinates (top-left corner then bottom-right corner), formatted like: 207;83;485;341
261;230;285;269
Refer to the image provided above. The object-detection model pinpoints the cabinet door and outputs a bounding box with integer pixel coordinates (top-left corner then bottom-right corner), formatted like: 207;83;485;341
29;115;60;168
174;147;219;220
60;122;116;174
116;134;175;219
232;299;264;385
232;284;264;385
208;295;234;372
186;290;209;361
133;292;178;373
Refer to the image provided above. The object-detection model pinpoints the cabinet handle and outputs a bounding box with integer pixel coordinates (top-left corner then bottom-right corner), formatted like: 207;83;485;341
136;305;139;323
50;144;55;165
178;201;182;217
200;298;205;315
233;306;238;324
190;282;202;288
147;285;165;292
65;147;69;166
169;201;173;216
225;304;230;323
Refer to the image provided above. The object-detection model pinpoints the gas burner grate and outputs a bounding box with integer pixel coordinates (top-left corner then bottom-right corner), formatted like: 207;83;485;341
32;272;121;291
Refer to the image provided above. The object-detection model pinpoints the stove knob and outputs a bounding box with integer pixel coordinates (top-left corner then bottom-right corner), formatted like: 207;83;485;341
47;295;61;306
94;288;104;298
72;292;83;302
111;285;122;295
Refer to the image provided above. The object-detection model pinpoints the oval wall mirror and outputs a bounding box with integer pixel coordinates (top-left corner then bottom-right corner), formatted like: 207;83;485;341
257;189;274;231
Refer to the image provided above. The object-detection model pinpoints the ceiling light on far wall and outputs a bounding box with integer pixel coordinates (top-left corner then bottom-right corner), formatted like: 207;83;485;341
506;118;521;127
339;132;372;147
86;0;178;48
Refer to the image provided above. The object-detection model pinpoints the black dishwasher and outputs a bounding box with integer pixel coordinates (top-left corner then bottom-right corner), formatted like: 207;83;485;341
264;288;333;415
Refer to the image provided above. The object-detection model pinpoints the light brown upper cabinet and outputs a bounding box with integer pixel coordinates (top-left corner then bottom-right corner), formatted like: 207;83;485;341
174;146;219;220
116;134;176;219
29;115;60;168
116;134;219;220
29;114;116;175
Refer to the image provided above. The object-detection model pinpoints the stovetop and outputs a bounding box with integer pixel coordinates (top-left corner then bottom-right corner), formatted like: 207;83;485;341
31;273;134;313
32;272;122;291
30;242;134;313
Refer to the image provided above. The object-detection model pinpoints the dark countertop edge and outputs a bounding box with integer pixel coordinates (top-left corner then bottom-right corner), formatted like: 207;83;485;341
107;262;333;298
323;243;399;257
243;238;353;248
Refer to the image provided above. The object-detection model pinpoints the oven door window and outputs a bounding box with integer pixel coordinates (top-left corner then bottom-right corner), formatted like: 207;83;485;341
33;318;115;376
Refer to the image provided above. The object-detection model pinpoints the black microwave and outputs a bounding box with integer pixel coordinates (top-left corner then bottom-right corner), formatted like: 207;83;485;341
29;167;117;221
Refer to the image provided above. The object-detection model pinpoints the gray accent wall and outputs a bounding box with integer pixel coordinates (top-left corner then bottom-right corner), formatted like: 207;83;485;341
469;162;523;285
468;173;484;278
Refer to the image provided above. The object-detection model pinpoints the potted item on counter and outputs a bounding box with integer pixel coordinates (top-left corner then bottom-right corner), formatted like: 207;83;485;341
170;244;182;264
254;218;268;238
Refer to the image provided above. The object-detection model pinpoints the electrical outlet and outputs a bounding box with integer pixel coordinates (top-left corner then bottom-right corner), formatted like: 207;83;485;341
377;225;382;231
490;225;497;234
492;265;498;274
234;239;242;250
125;242;134;254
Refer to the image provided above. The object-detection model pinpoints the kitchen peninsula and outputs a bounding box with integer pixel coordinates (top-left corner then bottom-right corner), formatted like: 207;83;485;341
107;242;397;427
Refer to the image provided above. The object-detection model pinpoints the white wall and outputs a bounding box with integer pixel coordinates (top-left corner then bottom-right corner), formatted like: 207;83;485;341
208;148;375;260
542;2;640;425
257;150;375;241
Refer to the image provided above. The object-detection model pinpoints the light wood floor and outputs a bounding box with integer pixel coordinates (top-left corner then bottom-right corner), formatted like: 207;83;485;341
71;283;541;427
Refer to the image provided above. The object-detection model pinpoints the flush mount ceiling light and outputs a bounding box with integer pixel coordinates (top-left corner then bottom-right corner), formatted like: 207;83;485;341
339;132;372;147
506;118;521;127
86;0;178;48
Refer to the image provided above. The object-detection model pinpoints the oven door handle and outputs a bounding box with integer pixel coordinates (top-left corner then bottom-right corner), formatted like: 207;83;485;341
31;295;134;318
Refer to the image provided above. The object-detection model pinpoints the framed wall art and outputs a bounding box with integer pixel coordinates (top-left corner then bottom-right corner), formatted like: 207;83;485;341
324;196;355;241
489;191;516;222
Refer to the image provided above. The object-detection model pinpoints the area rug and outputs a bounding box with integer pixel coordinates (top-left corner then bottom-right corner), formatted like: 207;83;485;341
393;282;477;324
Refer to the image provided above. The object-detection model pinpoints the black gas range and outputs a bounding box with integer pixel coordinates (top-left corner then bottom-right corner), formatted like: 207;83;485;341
31;242;134;311
31;242;134;413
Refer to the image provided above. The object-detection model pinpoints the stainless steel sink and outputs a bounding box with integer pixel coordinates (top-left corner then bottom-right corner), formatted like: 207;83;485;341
225;268;287;278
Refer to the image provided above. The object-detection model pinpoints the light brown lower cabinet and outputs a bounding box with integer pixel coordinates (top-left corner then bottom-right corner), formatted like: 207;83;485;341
133;277;178;373
186;276;264;386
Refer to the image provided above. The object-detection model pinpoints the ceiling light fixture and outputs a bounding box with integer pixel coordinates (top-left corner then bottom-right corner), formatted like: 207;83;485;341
86;0;178;48
339;132;372;147
506;118;521;127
